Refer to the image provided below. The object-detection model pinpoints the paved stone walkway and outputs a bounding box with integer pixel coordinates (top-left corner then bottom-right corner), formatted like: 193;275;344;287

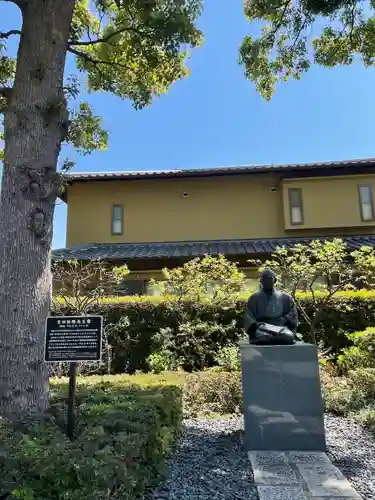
249;451;363;500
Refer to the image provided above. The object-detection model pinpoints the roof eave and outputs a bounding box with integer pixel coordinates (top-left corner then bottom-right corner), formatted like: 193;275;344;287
64;159;375;185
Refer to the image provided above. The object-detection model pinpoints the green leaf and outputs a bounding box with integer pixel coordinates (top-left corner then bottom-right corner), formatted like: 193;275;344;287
73;0;203;108
66;101;108;155
239;0;375;98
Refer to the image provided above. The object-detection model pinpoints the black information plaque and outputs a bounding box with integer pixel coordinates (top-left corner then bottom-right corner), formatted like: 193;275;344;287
44;316;103;362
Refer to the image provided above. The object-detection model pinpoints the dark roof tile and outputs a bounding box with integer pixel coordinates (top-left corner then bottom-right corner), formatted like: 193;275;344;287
52;235;375;261
65;158;375;183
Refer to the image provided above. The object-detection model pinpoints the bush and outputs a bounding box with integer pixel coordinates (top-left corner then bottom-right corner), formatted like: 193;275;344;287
349;368;375;402
184;370;243;417
354;407;375;431
0;375;183;500
337;327;375;372
52;291;375;374
322;366;375;434
214;345;241;372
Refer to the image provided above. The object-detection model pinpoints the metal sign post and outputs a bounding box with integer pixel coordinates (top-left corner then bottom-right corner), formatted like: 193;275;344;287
66;362;78;439
44;315;103;439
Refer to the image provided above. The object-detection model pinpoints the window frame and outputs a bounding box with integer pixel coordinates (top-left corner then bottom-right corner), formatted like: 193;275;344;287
288;188;304;226
111;204;124;235
358;184;375;222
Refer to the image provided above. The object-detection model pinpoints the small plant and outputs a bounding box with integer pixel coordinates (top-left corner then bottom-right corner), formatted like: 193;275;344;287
338;328;375;372
147;351;180;374
354;408;375;432
214;346;241;372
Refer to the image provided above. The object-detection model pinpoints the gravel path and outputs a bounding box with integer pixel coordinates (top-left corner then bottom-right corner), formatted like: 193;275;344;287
151;415;375;500
326;414;375;500
151;417;258;500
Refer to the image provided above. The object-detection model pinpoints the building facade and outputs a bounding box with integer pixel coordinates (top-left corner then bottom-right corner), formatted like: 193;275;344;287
52;158;375;294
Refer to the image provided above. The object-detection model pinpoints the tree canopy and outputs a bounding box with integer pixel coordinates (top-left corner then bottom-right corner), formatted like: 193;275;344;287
239;0;375;99
0;0;202;161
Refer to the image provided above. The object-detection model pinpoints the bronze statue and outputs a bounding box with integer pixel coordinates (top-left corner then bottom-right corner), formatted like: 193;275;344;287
244;269;298;345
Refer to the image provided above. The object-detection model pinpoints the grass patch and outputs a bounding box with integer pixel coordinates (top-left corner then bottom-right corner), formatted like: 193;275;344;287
0;374;183;500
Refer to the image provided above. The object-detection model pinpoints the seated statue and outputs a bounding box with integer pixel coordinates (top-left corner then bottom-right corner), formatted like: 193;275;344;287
244;269;298;345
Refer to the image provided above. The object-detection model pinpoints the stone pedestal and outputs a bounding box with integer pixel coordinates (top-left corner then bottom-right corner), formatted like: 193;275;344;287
240;341;326;452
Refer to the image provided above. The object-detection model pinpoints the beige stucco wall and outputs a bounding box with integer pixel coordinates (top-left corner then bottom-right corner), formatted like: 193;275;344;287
282;175;375;231
66;174;285;246
66;173;375;247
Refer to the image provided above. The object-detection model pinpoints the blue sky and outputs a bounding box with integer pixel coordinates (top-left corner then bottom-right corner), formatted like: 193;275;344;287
2;1;375;249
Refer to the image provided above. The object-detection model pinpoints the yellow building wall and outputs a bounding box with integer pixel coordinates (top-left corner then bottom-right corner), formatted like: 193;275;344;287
66;174;285;246
66;173;375;247
282;175;375;231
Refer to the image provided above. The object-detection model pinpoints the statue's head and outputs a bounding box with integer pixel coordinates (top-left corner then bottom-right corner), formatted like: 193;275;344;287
260;269;276;292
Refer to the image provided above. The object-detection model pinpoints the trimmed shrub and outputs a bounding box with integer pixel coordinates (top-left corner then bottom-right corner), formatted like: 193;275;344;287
184;370;243;417
0;376;183;500
52;291;375;374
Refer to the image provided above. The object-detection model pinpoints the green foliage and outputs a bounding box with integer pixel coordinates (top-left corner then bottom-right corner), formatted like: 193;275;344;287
239;0;375;99
0;376;182;499
354;407;375;430
0;130;3;161
323;367;375;433
147;352;180;373
184;370;243;417
254;239;375;343
73;0;203;109
153;255;246;302
214;346;241;372
338;327;375;372
52;290;375;374
153;320;240;372
146;256;246;371
66;102;108;155
0;46;16;88
0;0;203;161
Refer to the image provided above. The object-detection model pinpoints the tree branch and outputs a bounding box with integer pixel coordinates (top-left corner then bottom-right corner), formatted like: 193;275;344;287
68;27;129;47
68;25;147;47
68;46;136;75
0;30;21;39
266;1;291;43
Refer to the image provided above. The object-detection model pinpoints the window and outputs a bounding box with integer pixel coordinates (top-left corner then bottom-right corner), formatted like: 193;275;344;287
111;204;123;235
288;188;303;225
358;185;375;222
118;279;147;296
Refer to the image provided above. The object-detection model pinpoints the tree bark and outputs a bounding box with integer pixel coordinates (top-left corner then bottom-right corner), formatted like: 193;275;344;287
0;0;76;418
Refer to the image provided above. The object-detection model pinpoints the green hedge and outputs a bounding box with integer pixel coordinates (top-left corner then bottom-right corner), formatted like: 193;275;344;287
52;291;375;374
0;376;182;500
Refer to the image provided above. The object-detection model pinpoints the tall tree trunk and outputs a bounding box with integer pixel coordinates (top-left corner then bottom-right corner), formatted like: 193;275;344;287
0;0;76;418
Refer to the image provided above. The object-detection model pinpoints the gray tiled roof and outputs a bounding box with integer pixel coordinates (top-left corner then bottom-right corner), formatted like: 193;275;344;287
66;158;375;182
52;235;375;261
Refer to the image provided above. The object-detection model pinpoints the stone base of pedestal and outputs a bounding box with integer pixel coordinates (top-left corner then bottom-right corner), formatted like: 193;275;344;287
240;341;326;452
